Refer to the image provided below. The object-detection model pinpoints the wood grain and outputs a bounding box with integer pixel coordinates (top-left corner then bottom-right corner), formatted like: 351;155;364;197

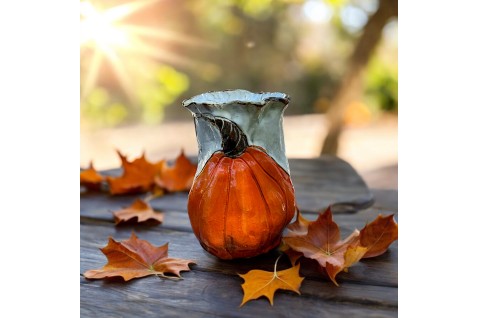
81;274;397;318
80;156;397;317
81;221;397;287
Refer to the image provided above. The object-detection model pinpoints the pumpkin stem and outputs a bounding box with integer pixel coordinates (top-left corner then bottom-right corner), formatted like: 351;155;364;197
200;114;249;157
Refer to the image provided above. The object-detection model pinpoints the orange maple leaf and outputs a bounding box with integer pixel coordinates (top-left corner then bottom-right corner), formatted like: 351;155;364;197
283;207;361;285
282;247;304;266
286;208;311;237
283;207;359;269
154;149;197;192
281;209;310;265
238;256;304;306
360;214;398;258
80;162;104;191
283;207;398;285
84;233;195;281
107;151;164;195
324;214;398;284
113;199;164;225
324;242;368;285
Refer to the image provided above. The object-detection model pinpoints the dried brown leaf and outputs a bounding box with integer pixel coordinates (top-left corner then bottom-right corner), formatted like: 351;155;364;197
80;162;104;190
84;233;195;281
107;151;164;195
113;199;164;225
360;214;398;258
283;207;358;269
155;149;196;192
286;209;311;237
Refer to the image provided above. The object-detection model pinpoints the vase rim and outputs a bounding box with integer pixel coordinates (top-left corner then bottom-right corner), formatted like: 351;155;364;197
182;89;290;108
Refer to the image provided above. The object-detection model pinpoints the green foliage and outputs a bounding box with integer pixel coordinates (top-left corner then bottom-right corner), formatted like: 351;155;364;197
365;56;398;112
80;0;397;126
81;66;189;127
236;0;274;18
81;88;128;127
139;66;190;125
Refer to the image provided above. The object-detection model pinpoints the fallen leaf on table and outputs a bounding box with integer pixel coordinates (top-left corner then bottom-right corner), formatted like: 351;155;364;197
343;244;369;270
113;199;164;225
281;208;309;265
282;247;304;265
286;208;311;237
107;151;164;195
279;241;303;266
283;207;358;269
324;243;368;285
359;214;398;258
80;162;104;191
239;257;304;306
84;232;195;281
325;215;398;283
155;149;196;192
283;206;399;285
283;207;360;285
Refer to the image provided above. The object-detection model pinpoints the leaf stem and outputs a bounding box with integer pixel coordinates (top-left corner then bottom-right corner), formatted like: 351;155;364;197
273;254;283;277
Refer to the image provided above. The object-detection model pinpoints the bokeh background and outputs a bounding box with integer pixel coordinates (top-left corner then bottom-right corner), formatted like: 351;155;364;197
80;0;397;189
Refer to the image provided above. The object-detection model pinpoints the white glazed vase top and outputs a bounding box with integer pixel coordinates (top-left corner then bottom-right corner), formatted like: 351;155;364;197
182;89;291;177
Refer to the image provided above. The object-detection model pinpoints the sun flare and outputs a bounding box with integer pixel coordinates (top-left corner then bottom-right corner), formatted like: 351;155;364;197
80;0;210;105
80;2;130;49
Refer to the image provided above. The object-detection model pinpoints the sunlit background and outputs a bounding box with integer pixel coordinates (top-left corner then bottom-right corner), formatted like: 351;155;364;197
80;0;398;189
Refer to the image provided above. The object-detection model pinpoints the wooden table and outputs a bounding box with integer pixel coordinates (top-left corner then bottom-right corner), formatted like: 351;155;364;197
81;156;398;317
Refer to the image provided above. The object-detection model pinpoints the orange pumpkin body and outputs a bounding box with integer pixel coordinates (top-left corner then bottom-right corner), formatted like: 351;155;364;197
188;146;296;259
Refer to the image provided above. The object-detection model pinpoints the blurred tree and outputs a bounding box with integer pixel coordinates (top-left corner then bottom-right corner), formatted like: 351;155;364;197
80;0;397;129
320;0;398;155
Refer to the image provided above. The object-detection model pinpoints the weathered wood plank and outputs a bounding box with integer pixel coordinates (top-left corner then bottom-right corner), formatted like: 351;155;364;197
80;156;397;317
81;156;374;219
80;189;373;221
81;273;397;318
370;189;398;212
80;191;379;225
81;191;396;238
81;242;397;308
81;222;397;287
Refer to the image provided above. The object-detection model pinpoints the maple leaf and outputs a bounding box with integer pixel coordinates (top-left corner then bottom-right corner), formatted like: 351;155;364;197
80;162;104;191
286;208;311;237
359;214;398;258
282;247;304;266
324;242;368;285
326;215;398;284
107;151;164;195
154;149;197;192
238;256;304;306
283;207;359;269
84;233;195;281
113;199;164;225
283;207;398;285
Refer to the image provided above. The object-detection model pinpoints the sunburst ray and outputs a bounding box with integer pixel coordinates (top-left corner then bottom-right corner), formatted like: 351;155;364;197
80;0;212;105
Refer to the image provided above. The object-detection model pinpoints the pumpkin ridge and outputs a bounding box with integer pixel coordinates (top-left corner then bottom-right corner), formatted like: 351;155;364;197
246;149;289;217
239;156;272;248
223;158;233;258
249;146;291;176
195;155;225;248
194;155;223;218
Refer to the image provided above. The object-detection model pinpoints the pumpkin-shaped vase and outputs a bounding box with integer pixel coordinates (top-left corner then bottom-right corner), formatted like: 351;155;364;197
183;90;296;259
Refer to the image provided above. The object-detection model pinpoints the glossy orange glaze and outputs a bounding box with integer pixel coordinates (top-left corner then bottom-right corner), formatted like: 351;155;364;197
188;146;296;259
